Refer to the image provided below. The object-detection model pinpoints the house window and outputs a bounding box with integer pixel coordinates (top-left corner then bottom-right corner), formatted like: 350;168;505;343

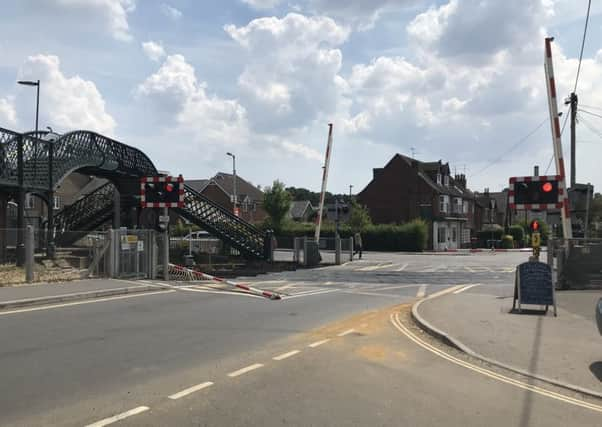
463;201;469;214
452;198;462;213
444;175;450;187
438;227;446;243
253;202;257;212
439;195;449;213
25;194;35;209
242;200;249;212
436;173;442;185
452;227;457;242
53;195;61;210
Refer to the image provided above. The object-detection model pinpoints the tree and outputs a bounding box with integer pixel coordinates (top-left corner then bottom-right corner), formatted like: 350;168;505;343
263;180;292;232
349;200;371;232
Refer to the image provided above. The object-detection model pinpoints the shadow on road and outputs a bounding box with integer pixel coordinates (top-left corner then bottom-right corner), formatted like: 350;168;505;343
518;315;543;427
589;362;602;382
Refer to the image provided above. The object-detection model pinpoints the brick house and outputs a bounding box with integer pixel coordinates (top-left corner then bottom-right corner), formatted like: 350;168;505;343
357;154;477;250
187;172;267;224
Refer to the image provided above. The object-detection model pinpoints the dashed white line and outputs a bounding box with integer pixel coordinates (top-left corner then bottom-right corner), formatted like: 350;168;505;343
308;338;331;348
337;329;355;337
85;406;150;427
273;350;301;361
416;284;427;298
168;381;214;400
453;284;480;294
396;263;409;271
464;266;476;273
228;363;264;377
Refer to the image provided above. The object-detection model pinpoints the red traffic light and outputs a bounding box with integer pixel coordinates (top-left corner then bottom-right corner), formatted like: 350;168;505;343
541;182;553;193
530;220;539;231
165;183;174;192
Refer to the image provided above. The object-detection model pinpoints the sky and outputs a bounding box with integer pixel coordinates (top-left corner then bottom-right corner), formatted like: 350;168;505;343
1;0;601;195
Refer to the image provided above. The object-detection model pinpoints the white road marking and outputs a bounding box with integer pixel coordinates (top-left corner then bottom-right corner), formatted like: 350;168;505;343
390;313;602;414
464;266;476;273
452;284;480;294
168;381;214;400
416;285;427;298
275;283;295;292
228;363;264;377
369;284;422;292
282;289;339;300
342;290;402;298
396;263;409;271
337;329;355;337
177;287;264;299
273;350;301;361
85;406;150;427
0;290;175;317
356;263;396;271
308;338;331;348
426;285;465;299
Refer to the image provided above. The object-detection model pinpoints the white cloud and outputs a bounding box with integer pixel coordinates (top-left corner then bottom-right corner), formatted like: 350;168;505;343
281;140;323;162
52;0;136;41
17;54;116;134
308;0;422;30
0;97;17;126
160;3;182;20
142;41;166;61
225;13;350;131
136;54;249;147
241;0;281;9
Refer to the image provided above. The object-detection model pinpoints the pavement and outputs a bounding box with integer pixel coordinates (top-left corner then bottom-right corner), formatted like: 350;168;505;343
0;278;163;309
414;283;602;397
1;251;601;426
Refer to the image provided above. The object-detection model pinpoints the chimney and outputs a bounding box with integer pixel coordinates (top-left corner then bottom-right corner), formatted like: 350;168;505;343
454;174;466;189
373;168;384;180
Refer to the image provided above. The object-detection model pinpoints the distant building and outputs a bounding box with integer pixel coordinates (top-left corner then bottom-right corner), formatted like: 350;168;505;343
357;154;477;250
288;201;314;222
187;172;267;224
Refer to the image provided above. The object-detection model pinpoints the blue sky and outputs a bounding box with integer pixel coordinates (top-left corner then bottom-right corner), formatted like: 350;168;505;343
1;0;601;194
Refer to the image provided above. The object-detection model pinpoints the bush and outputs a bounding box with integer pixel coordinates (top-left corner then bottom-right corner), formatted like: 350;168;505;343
273;219;428;252
507;225;525;247
501;235;514;249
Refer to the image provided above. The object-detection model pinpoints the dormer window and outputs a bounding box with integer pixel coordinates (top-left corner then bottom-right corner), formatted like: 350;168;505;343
444;175;450;186
436;173;442;185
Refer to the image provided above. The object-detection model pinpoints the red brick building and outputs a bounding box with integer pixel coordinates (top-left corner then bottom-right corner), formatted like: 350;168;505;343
187;173;267;224
357;154;478;250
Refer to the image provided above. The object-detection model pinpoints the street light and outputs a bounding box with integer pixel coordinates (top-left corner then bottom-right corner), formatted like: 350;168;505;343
17;80;40;134
226;152;237;215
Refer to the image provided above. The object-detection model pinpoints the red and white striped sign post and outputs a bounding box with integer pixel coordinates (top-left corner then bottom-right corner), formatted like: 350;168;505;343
544;37;572;239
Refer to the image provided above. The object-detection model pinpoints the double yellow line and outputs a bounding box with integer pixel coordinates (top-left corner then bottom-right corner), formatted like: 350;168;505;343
389;312;602;413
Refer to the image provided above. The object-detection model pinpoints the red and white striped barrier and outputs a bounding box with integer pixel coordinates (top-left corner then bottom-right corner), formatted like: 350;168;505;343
168;264;281;300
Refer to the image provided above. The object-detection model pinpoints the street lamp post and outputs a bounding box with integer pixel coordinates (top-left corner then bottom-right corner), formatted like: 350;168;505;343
17;80;40;134
16;79;40;265
349;185;353;198
226;152;237;215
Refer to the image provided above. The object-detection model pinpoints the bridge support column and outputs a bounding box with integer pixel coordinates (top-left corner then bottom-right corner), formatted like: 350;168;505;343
113;188;121;229
46;191;55;258
0;193;7;263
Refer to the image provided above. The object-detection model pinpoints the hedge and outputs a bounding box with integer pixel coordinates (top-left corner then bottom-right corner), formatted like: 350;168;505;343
507;225;525;246
501;235;514;249
273;219;429;252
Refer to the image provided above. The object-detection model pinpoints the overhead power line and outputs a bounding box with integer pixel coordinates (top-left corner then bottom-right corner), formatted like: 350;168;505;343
578;114;602;139
573;0;592;93
579;104;602;112
472;117;548;177
578;108;602;120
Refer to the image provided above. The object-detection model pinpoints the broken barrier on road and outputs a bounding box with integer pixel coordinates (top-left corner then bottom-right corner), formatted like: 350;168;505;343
168;263;281;300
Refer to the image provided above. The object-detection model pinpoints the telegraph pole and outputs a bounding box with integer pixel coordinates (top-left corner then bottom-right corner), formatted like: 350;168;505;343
568;92;578;188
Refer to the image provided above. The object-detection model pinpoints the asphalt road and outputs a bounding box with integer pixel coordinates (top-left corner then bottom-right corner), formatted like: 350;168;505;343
1;252;600;426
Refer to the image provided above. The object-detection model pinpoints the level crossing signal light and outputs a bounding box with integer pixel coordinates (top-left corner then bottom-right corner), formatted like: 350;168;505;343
513;179;559;205
530;220;540;232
